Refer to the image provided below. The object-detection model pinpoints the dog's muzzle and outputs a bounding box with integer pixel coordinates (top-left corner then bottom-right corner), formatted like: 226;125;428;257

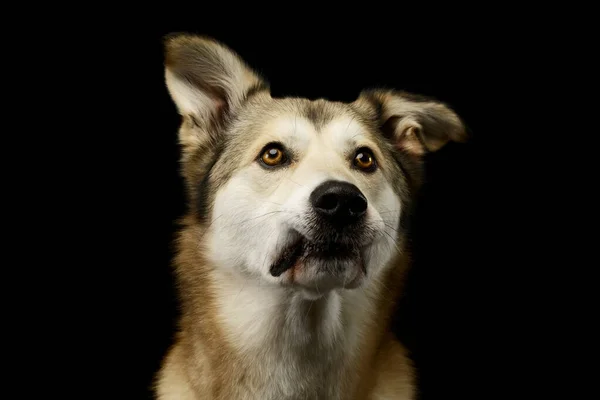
269;180;369;279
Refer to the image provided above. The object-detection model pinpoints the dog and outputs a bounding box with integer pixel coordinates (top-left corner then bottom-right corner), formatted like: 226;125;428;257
155;34;466;399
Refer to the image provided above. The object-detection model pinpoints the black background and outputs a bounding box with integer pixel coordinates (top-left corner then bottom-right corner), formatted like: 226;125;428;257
87;21;518;399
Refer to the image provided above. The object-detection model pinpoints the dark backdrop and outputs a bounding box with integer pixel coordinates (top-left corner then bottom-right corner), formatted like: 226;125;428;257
98;24;511;399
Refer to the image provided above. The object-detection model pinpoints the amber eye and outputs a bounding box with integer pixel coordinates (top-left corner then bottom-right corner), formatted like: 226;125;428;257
353;148;377;172
260;145;285;167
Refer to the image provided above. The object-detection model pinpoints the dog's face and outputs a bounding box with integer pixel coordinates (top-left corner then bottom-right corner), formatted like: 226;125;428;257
207;100;404;296
165;35;466;298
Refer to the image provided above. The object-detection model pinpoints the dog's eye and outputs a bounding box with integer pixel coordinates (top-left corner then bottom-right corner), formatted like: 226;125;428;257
259;144;286;167
353;148;377;172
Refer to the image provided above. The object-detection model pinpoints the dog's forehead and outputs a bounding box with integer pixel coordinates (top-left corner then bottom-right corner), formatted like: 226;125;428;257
245;97;374;149
320;117;368;149
264;115;368;146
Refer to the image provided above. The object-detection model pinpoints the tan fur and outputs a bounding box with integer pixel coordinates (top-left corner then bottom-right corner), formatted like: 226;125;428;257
155;34;466;399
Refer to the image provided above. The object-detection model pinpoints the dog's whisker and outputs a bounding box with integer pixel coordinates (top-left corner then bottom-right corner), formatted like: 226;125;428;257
224;210;291;228
304;299;314;320
383;223;401;234
373;274;396;298
365;243;375;279
262;229;279;270
196;214;224;249
263;200;286;206
286;177;305;188
233;278;248;304
246;212;301;232
345;115;356;135
378;210;401;215
342;260;349;288
381;230;403;257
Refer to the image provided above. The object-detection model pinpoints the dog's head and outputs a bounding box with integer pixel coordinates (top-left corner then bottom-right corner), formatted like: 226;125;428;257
164;34;466;298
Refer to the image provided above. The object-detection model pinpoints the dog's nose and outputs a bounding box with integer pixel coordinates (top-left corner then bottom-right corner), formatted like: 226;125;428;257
310;180;368;224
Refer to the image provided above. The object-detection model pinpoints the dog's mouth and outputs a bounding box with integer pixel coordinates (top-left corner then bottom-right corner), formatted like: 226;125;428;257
269;233;366;280
269;235;306;277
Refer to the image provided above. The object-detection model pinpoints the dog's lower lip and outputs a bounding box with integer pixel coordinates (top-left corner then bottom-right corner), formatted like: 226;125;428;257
269;237;304;277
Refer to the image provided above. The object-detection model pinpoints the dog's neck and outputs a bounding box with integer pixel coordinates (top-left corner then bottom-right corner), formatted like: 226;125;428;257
210;265;373;356
197;265;380;398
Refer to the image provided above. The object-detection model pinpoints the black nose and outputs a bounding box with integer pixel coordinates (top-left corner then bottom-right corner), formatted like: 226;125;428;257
310;180;368;224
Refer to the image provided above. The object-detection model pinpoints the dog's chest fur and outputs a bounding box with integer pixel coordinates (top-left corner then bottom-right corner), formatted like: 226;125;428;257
204;269;376;400
228;336;347;400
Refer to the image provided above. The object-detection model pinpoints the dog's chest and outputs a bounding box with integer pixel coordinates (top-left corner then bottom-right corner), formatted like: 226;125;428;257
232;348;350;400
213;281;372;399
220;303;358;399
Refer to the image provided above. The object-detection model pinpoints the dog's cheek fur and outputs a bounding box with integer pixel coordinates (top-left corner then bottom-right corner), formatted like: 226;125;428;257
177;153;216;225
364;183;403;278
206;167;292;277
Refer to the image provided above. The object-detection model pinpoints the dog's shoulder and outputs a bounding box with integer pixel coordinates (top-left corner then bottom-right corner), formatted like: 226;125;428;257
155;340;213;400
367;332;415;399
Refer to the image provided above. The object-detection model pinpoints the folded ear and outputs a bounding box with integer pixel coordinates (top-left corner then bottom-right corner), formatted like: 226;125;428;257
356;90;467;156
164;33;268;131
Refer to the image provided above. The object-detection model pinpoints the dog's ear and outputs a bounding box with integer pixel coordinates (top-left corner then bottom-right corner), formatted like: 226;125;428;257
164;33;268;136
356;90;467;156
